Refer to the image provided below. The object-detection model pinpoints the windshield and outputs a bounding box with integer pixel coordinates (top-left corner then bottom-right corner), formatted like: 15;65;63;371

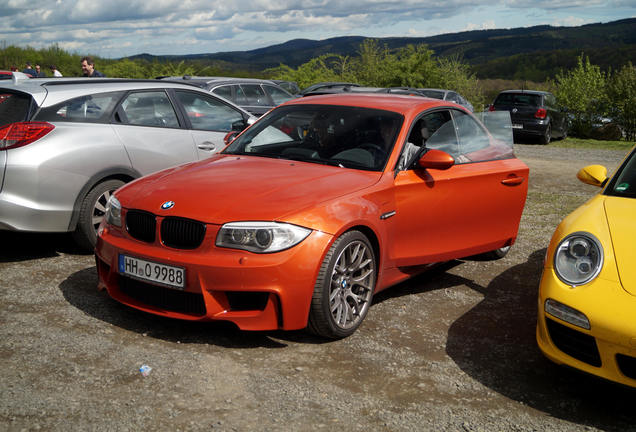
606;148;636;199
494;93;542;106
224;105;403;171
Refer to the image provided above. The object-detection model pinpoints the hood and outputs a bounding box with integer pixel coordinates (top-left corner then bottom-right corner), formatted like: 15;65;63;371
117;154;381;225
604;196;636;295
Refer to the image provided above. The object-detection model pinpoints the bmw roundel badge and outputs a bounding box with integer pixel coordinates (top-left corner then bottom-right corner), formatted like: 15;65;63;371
161;201;175;210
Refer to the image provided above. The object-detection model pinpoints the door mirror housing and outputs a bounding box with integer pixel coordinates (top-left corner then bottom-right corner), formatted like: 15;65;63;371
417;149;455;170
577;165;608;187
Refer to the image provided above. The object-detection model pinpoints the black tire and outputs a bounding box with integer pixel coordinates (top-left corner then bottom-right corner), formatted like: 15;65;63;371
72;179;125;251
477;245;511;260
307;231;376;339
540;123;551;145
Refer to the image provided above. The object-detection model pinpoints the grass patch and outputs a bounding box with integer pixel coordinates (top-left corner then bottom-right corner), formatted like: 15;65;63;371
549;137;635;151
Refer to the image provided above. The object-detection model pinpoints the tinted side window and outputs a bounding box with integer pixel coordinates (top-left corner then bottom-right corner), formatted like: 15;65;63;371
0;92;31;126
35;91;123;124
241;84;269;106
119;91;179;128
175;91;244;132
446;92;460;103
264;85;293;105
545;94;556;108
211;85;232;102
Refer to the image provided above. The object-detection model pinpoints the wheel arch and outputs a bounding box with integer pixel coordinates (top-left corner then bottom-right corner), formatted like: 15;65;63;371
67;167;140;231
342;224;381;274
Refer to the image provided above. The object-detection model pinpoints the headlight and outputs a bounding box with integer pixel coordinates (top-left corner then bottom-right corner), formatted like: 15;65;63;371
216;222;311;253
105;195;122;227
554;232;603;286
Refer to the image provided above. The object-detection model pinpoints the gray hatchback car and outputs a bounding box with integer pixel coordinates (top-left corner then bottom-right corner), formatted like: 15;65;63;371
0;77;254;250
160;76;295;116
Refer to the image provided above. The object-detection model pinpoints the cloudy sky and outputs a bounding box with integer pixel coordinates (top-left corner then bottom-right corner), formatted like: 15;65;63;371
1;1;634;58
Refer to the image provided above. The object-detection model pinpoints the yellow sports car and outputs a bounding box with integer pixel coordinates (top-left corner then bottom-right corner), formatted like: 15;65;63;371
537;145;636;388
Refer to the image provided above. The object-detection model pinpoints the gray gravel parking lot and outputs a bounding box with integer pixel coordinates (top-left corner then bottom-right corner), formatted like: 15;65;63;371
1;144;635;432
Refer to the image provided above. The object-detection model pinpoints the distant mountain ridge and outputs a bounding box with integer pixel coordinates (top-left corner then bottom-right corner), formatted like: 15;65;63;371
127;18;636;80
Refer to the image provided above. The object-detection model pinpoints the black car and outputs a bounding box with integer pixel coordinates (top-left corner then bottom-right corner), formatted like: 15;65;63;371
160;76;295;116
489;90;568;144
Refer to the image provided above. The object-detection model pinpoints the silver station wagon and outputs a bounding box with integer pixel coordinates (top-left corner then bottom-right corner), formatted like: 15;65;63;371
0;77;254;250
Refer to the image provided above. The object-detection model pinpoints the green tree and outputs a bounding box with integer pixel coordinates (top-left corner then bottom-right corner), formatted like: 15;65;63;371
606;62;636;141
554;54;607;137
436;56;485;110
266;54;349;89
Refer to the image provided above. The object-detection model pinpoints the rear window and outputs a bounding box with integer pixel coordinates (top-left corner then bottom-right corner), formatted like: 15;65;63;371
420;90;445;99
494;93;542;106
0;92;32;127
35;92;123;124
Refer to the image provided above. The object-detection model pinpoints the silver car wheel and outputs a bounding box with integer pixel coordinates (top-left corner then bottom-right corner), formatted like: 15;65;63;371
308;230;376;339
329;240;374;329
92;188;114;232
72;179;124;251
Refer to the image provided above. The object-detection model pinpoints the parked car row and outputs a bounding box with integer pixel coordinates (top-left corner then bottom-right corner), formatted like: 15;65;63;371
3;72;633;390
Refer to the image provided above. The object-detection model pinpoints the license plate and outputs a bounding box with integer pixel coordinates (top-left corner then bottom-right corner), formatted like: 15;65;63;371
119;254;185;289
512;123;523;129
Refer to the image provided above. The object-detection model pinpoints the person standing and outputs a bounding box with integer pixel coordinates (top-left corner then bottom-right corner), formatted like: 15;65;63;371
80;56;105;77
49;65;63;77
22;62;37;76
34;64;46;77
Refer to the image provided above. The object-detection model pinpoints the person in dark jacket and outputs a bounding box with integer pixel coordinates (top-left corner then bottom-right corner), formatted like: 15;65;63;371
80;56;105;77
34;64;46;77
22;62;37;76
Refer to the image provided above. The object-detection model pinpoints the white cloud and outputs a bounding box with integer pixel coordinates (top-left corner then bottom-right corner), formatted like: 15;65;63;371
464;20;497;31
552;16;587;26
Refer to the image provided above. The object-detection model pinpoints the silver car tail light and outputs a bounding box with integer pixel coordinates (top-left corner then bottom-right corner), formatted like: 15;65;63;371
0;122;55;150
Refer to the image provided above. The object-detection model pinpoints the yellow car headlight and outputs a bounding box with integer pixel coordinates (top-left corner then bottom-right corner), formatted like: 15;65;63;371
554;232;604;287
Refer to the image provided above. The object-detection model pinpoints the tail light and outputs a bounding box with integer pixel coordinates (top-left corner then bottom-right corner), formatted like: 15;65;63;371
0;122;55;150
535;108;547;119
488;105;495;112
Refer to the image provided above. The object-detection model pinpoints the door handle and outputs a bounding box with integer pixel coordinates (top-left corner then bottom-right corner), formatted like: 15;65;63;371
197;142;217;152
501;176;524;186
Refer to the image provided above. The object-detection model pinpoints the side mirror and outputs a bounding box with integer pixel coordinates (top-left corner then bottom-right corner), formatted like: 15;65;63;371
577;165;607;187
224;131;240;145
231;119;248;131
417;149;455;170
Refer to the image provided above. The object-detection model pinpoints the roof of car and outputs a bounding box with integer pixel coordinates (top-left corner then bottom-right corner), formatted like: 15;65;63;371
0;78;248;110
499;89;551;95
160;76;279;86
285;93;453;114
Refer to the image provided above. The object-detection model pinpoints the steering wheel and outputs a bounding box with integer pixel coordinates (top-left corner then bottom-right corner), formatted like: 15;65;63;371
360;142;387;159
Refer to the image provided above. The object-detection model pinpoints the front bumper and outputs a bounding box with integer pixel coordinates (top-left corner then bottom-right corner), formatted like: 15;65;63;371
536;268;636;388
95;222;333;331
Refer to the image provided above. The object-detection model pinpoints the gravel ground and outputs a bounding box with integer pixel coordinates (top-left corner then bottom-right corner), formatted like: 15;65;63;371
1;144;635;432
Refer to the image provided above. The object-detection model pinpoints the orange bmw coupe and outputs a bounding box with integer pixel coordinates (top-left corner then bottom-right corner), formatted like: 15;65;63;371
95;94;528;338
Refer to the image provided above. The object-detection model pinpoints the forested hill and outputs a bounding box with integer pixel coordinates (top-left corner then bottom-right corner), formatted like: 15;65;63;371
128;18;636;81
